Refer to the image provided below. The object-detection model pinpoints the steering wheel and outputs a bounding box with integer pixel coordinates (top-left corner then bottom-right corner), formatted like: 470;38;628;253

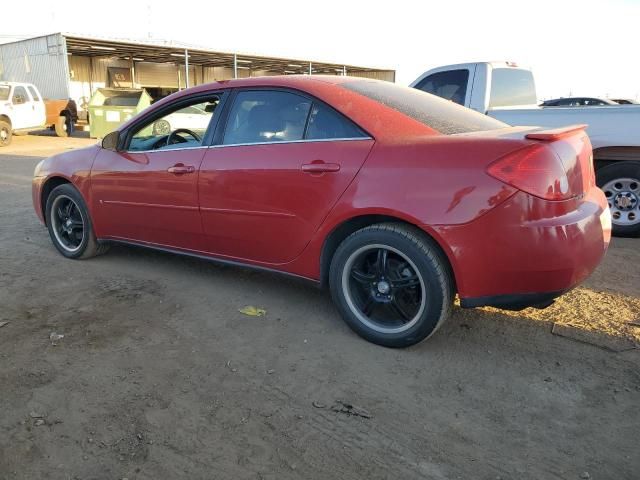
165;128;201;147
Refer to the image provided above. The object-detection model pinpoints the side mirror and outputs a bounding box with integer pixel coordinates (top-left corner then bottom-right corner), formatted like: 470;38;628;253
102;131;121;151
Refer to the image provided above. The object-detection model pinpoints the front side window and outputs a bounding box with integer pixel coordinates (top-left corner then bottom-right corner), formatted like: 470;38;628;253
415;69;469;105
128;96;220;152
0;86;9;101
223;90;311;145
27;86;40;101
12;86;29;104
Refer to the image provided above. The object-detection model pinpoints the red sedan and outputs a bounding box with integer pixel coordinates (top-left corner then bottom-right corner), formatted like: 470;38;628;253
32;76;611;347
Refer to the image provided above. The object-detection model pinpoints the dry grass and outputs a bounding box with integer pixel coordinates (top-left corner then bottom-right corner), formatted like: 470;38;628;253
484;287;640;345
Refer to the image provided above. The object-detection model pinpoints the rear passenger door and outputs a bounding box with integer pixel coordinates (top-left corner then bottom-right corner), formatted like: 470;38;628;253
198;89;375;264
26;86;46;127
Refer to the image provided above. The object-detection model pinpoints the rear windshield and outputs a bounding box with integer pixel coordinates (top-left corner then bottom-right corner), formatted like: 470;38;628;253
0;86;10;101
489;68;537;107
342;80;507;135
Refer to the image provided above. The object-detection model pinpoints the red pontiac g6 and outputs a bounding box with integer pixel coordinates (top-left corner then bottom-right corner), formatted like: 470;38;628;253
32;76;611;347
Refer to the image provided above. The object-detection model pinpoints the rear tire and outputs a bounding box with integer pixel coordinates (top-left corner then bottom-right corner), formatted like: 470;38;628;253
0;120;12;147
45;183;109;259
597;161;640;237
329;223;453;348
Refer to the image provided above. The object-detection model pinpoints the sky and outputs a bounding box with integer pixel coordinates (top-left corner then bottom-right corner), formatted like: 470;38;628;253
2;0;639;100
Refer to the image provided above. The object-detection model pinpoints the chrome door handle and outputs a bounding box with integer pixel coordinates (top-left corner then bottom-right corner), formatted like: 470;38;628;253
167;165;195;174
301;162;340;173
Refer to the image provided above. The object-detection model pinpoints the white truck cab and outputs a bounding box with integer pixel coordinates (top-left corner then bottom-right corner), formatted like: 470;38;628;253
411;62;640;237
0;81;46;147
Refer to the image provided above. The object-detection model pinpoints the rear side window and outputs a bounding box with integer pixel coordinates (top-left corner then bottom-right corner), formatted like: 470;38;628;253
346;79;507;135
27;86;40;101
306;102;367;140
489;68;537;107
224;90;311;145
414;69;469;105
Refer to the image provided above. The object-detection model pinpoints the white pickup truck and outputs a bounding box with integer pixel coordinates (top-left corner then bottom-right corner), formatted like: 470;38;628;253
0;81;46;147
411;62;640;237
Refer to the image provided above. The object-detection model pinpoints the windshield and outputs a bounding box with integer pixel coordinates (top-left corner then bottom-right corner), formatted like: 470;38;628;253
343;79;508;134
0;86;10;101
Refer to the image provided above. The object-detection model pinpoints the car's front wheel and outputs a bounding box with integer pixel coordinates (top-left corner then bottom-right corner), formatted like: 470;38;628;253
329;223;453;348
45;183;109;259
0;120;12;147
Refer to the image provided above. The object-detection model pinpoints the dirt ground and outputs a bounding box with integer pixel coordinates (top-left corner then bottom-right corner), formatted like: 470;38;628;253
1;135;639;480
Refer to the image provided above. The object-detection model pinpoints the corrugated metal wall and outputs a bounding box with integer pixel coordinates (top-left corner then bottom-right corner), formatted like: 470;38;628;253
0;33;70;99
348;70;396;82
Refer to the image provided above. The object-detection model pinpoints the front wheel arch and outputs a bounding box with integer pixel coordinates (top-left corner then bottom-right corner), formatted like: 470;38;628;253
40;176;72;225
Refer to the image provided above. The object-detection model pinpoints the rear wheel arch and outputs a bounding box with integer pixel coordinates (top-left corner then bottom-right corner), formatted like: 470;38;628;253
593;146;640;171
41;177;72;225
319;214;457;293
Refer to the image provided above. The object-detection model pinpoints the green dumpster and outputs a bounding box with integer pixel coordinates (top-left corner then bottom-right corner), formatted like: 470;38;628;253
88;88;152;138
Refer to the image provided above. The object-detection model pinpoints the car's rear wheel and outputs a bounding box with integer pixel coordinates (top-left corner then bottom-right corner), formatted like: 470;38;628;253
45;183;109;259
598;161;640;237
0;120;12;147
329;223;453;348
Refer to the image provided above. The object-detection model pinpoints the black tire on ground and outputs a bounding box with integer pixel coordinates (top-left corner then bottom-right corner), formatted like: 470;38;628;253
45;183;109;259
597;161;640;238
329;223;454;348
0;120;12;147
54;115;69;137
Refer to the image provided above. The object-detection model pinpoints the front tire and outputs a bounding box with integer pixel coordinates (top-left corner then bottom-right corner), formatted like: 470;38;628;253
597;161;640;237
45;183;109;259
329;223;453;348
0;120;12;147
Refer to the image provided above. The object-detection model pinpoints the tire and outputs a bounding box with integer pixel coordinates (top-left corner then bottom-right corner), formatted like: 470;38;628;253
54;115;69;137
45;183;109;259
0;120;12;147
153;119;171;135
329;223;453;348
597;161;640;237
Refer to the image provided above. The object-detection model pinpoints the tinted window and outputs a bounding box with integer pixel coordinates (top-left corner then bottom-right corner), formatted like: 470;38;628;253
489;68;537;107
12;86;29;104
0;86;9;101
347;80;507;135
415;69;469;105
128;96;220;152
27;86;40;101
224;91;311;145
305;102;367;140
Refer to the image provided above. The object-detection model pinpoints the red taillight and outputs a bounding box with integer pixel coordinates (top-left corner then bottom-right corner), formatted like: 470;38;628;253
487;144;573;201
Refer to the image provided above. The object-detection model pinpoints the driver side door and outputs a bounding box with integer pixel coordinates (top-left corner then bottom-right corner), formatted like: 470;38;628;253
90;92;224;252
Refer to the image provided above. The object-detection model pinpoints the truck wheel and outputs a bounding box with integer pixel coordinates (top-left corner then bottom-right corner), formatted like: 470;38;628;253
597;161;640;237
0;120;12;147
54;115;69;137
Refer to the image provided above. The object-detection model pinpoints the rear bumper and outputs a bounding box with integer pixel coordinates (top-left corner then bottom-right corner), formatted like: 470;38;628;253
432;186;611;304
460;290;566;310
